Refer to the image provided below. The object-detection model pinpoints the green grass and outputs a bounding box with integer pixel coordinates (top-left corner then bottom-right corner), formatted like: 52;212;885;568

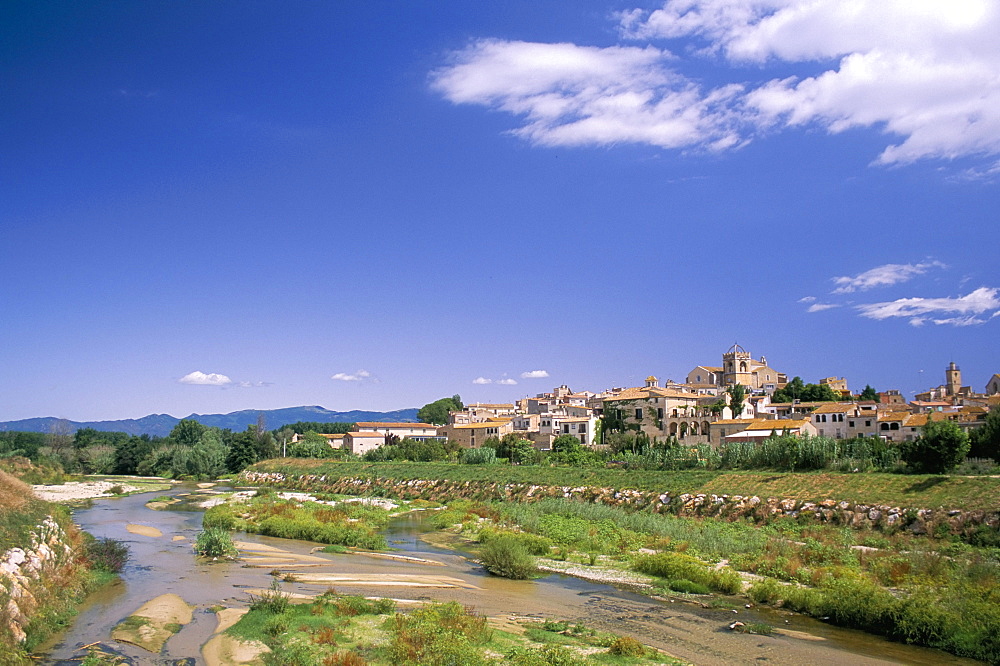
249;460;1000;511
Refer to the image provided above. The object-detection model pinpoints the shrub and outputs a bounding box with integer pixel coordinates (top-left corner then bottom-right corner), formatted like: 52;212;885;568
195;528;239;559
479;534;538;579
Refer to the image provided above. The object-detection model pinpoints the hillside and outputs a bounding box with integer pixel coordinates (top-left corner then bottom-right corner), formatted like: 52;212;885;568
0;405;420;437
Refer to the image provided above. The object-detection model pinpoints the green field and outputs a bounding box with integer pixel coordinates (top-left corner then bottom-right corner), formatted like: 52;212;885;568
250;460;1000;511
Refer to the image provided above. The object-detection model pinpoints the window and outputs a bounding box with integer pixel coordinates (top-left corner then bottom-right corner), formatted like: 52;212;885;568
865;420;872;427
849;421;855;427
880;423;890;431
563;425;570;434
579;424;586;433
635;408;643;420
657;408;664;419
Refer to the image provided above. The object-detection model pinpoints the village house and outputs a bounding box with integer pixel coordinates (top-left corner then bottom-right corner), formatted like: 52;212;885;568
354;422;442;441
438;419;514;449
722;418;818;444
343;431;386;456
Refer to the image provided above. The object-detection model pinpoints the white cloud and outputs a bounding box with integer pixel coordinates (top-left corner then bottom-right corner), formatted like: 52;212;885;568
179;371;232;386
432;39;745;152
472;377;493;385
832;261;946;293
331;370;371;382
806;303;839;313
798;296;816;303
520;370;550;379
497;378;519;385
856;287;1000;326
435;1;1000;165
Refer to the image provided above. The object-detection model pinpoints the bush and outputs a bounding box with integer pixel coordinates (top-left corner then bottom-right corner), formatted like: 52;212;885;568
195;528;239;559
479;534;538;579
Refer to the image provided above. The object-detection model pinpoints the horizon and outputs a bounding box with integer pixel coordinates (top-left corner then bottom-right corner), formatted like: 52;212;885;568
3;2;997;423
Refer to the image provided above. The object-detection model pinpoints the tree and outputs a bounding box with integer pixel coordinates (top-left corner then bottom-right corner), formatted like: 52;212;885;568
900;419;970;474
859;385;880;402
969;407;1000;460
170;419;207;447
113;435;155;475
226;428;259;472
417;395;463;425
772;377;840;403
288;432;336;458
727;384;747;418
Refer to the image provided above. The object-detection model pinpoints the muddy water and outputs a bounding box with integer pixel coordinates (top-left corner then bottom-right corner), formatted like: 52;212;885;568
38;485;980;665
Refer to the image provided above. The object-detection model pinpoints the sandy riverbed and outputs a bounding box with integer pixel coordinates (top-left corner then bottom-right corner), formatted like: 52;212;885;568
32;480;143;502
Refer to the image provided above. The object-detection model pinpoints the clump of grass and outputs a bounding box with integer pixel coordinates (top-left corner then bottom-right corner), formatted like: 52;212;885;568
322;544;349;554
606;635;647;656
107;485;125;495
195;527;239;559
85;536;130;573
250;580;291;615
633;552;742;594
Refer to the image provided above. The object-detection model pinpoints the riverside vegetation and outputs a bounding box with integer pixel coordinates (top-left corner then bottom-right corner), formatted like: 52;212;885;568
224;585;685;666
239;461;1000;664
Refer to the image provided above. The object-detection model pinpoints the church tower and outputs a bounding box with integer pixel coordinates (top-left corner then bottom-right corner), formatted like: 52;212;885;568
722;343;754;387
945;362;962;397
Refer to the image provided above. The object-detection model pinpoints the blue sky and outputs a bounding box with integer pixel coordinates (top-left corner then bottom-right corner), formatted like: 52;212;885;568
2;1;998;421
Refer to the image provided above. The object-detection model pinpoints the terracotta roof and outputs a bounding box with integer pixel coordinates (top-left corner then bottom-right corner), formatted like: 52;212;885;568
469;403;515;409
604;386;699;402
811;403;855;414
355;422;438;429
710;419;756;425
347;431;385;438
451;422;509;430
746;419;810;431
318;434;346;439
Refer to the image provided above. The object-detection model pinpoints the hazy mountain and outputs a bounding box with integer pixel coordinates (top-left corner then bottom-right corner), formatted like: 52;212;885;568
0;405;420;438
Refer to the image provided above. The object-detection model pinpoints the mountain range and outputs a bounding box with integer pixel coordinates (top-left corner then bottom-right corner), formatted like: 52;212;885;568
0;405;420;438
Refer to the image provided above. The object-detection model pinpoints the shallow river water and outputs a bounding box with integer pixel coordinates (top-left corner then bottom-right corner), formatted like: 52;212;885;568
38;484;981;665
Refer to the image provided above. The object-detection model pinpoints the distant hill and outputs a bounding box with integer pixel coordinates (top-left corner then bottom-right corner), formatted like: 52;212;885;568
0;405;420;438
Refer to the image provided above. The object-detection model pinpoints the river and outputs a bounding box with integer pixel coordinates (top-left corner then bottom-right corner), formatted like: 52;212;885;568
37;484;981;665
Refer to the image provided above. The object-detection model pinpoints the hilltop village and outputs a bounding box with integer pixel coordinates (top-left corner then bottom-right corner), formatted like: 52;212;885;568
300;345;1000;456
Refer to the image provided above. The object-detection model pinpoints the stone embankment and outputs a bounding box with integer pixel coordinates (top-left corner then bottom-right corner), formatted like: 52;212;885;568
240;471;1000;537
1;516;75;643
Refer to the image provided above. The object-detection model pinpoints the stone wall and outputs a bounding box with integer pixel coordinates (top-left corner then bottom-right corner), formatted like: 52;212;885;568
240;470;1000;538
1;516;75;644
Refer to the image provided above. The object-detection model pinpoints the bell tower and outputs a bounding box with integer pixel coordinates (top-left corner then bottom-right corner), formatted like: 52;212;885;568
945;362;961;397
